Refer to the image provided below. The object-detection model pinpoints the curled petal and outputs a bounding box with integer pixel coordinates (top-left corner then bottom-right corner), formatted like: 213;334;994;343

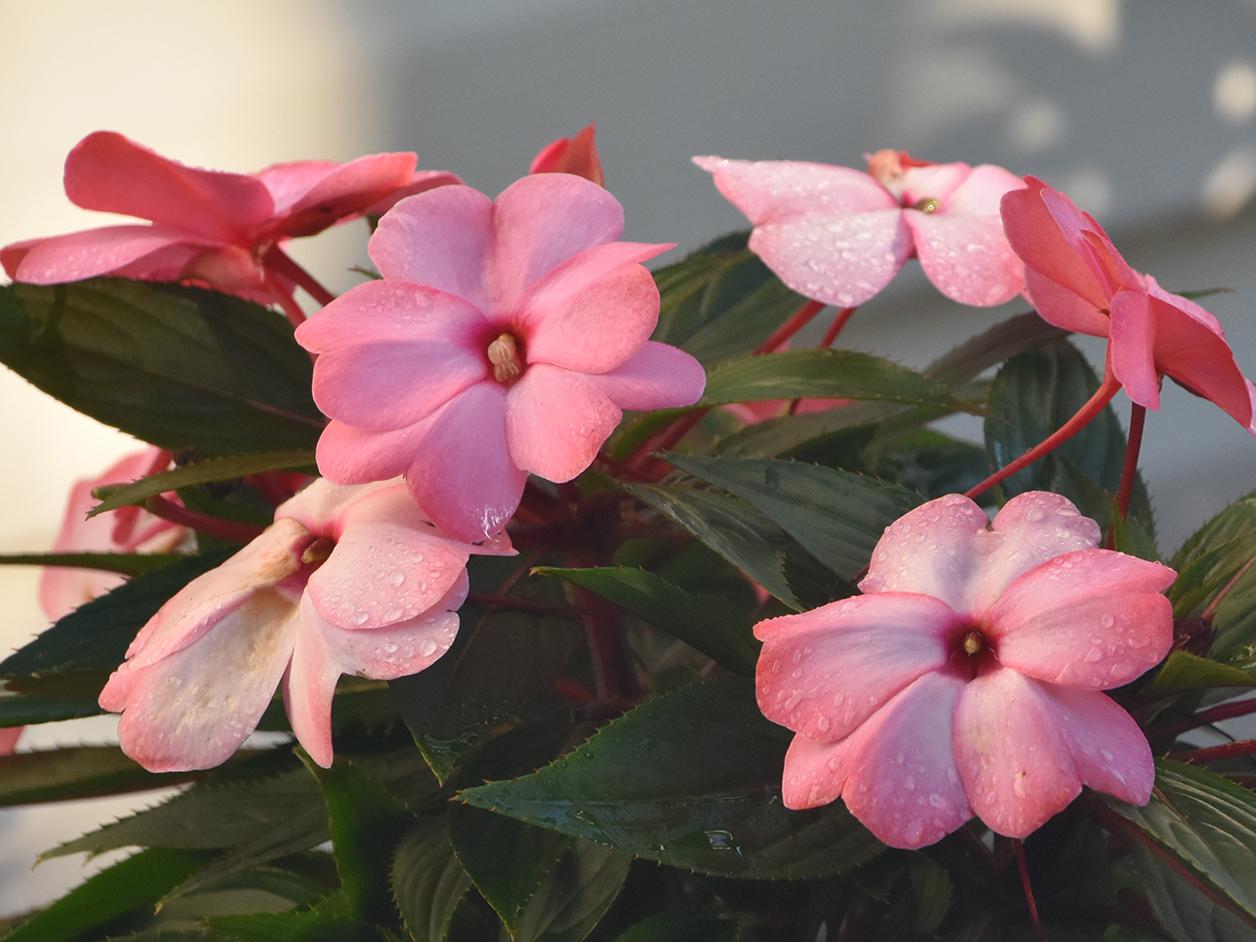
530;124;605;185
5;225;201;284
1109;289;1162;410
276;152;418;236
589;341;707;411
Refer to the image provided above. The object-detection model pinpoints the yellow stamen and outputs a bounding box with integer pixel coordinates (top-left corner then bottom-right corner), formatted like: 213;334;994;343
487;333;524;384
301;537;335;566
913;197;941;214
962;631;985;656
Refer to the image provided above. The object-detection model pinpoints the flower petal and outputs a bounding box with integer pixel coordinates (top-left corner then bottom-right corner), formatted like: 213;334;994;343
1037;684;1154;806
273;152;418;236
1023;268;1111;336
311;340;487;430
905;210;1023;306
519;242;670;371
505;365;622;483
404;383;527;541
693;156;896;223
282;613;337;769
839;671;972;849
316;421;424;486
106;589;299;772
940;164;1026;216
369;185;493;308
5;225;200;284
296;280;487;356
364;169;463;217
530;124;605;186
1109;289;1162;410
588;341;707;410
953;666;1081;838
989;549;1175;690
64;131;272;242
755;593;957;742
489;173;625;308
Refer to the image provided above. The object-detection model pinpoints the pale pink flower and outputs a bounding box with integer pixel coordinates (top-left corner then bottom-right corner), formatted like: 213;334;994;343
296;174;706;541
1;131;454;300
755;492;1175;849
0;728;20;754
530;124;605;186
1003;178;1256;433
693;149;1025;309
99;478;511;772
40;448;185;622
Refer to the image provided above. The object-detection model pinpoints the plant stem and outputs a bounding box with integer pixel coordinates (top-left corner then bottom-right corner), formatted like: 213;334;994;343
626;411;706;476
265;247;337;307
1012;840;1047;942
754;299;826;354
1115;402;1146;520
1157;697;1256;739
1202;555;1256;622
142;495;264;543
964;370;1122;502
1175;737;1256;764
264;273;309;330
818;306;857;347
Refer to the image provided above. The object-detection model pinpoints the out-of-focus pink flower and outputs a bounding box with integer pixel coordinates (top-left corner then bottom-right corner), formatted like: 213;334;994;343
693;149;1025;309
1;131;453;301
530;124;605;186
40;448;185;623
1003;178;1256;433
100;478;511;772
296;174;706;541
755;492;1175;849
0;727;20;754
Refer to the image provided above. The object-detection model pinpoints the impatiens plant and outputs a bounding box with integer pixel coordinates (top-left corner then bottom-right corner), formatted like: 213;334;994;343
1;128;1255;942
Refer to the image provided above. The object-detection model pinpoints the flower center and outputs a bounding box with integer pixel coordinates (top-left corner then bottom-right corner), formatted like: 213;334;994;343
301;537;335;566
912;197;941;214
487;332;525;385
961;630;985;656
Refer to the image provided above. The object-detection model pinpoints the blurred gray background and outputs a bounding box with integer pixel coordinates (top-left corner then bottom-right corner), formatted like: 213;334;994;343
1;0;1254;912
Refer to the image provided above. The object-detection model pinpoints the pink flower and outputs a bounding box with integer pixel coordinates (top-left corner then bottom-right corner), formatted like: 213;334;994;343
754;492;1175;849
40;448;185;622
693;149;1025;309
0;727;20;754
99;478;511;772
530;124;605;186
1;131;453;300
296;174;707;541
1003;178;1256;433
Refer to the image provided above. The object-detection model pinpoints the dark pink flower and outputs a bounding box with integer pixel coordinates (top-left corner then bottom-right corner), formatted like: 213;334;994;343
693;149;1025;309
530;124;605;186
296;174;706;541
755;492;1175;849
1002;178;1256;433
1;132;453;300
100;478;511;772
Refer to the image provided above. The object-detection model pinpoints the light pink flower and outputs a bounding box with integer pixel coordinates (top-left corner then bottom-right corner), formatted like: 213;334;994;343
755;492;1175;849
99;478;511;772
1;131;454;300
39;448;185;623
296;174;706;541
530;124;605;186
1003;178;1256;433
0;727;20;754
693;149;1025;309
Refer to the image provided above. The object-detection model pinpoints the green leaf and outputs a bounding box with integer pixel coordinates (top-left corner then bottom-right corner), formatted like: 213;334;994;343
1143;651;1256;698
664;453;919;582
612;913;738;942
0;848;207;942
460;679;881;879
91;449;316;516
0;745;213;806
866;428;991;500
390;817;473;942
652;232;806;365
298;754;410;924
1108;759;1256;931
0;672;106;724
0;552;184;577
0;279;323;453
700;349;970;410
0;551;229;679
1129;842;1254;942
983;340;1152;528
925;310;1067;388
512;840;631;942
623;483;799;609
209;898;386;942
534;566;757;675
905;856;952;934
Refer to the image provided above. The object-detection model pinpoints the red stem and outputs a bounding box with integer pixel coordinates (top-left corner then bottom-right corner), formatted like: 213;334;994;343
1012;840;1048;942
1115;402;1146;520
754;299;826;354
265;247;337;307
1176;737;1256;764
965;370;1123;502
818;306;857;348
626;411;707;476
264;273;309;330
142;495;264;543
1158;697;1256;739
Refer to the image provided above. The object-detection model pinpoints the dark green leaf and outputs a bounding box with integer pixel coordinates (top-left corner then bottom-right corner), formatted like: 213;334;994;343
1129;842;1254;942
0;848;206;942
91;449;316;516
906;856;952;933
0;672;106;724
664;453;918;582
390;817;472;942
623;483;799;609
460;679;881;879
700;349;970;410
0;551;229;679
209;896;386;942
0;552;184;576
0;745;215;806
866;428;991;500
534;566;757;675
512;840;631;942
1108;759;1256;931
0;279;323;453
613;912;738;942
1143;651;1256;698
925;311;1067;388
652;231;806;365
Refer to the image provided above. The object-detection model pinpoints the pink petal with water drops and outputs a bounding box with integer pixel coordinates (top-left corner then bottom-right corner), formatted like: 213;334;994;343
295;280;487;355
588;341;707;411
7;225;203;284
905;211;1023;306
755;593;957;742
693;156;896;223
780;734;855;810
505;365;622;482
988;549;1175;690
1038;683;1154;805
953;666;1082;839
282;613;337;769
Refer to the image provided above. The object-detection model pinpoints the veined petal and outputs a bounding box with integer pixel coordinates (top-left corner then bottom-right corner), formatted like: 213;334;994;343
505;365;621;483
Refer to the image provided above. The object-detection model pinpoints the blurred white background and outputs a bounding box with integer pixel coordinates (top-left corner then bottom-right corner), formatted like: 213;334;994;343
2;0;1255;913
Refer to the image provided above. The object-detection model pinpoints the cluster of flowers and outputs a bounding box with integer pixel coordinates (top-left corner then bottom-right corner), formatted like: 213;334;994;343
8;127;1256;850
